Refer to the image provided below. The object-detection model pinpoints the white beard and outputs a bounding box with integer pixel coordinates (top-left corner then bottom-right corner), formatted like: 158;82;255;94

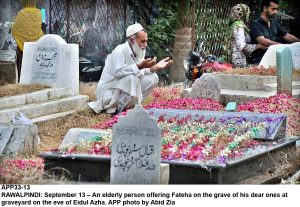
131;42;146;64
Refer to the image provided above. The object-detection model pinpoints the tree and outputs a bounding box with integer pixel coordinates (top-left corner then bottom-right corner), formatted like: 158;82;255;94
169;0;193;82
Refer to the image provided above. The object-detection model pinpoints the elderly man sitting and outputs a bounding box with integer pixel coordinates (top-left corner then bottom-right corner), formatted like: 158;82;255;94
88;23;173;114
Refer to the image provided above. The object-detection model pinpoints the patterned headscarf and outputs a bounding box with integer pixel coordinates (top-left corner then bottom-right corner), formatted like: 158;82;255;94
229;4;251;34
229;4;250;25
224;4;251;61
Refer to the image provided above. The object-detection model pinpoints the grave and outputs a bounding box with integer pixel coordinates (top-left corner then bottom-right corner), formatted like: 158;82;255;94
110;105;162;184
20;34;79;96
259;42;300;70
182;43;300;104
182;72;300;105
60;128;109;148
0;34;88;124
42;106;168;184
40;107;298;184
190;73;221;102
0;123;39;157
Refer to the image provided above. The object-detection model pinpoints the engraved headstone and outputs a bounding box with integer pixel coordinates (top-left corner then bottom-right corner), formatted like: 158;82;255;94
190;73;221;102
110;105;162;184
259;42;300;70
277;47;293;95
20;34;79;95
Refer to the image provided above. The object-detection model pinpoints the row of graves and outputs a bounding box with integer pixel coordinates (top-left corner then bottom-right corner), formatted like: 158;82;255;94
0;35;88;158
40;43;300;184
1;34;300;184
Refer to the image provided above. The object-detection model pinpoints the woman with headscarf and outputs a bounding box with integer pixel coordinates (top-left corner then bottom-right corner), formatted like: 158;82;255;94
12;0;44;81
229;4;266;67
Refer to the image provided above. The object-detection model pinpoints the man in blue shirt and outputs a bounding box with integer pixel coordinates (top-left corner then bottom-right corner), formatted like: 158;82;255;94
250;0;300;64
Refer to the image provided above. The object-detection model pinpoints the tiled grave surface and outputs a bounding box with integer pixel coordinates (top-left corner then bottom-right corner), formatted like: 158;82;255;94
40;108;299;184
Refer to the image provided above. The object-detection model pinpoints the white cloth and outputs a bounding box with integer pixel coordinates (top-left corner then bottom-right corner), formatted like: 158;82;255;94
88;41;158;113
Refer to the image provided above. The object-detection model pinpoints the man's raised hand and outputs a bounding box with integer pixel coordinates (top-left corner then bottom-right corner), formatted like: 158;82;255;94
150;57;173;72
137;57;157;69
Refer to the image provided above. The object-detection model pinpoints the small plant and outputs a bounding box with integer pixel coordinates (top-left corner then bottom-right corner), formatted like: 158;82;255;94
147;0;178;61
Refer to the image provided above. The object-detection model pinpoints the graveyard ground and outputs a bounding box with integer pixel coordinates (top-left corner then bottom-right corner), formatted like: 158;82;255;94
0;80;300;184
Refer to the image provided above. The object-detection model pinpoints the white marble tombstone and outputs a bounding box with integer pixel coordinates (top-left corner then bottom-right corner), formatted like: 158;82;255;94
190;73;221;102
110;105;162;184
259;42;300;70
20;34;79;95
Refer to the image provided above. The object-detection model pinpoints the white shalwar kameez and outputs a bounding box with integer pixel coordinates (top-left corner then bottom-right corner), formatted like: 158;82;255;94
88;42;158;113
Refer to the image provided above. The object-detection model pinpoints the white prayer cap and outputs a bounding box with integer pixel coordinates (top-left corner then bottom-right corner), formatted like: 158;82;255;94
126;23;144;37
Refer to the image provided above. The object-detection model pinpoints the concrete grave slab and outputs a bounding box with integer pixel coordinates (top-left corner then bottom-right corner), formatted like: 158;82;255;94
0;123;40;157
60;128;109;148
0;125;14;154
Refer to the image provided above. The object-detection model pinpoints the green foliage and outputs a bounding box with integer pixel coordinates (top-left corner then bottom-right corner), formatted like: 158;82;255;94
147;0;178;60
195;7;231;61
279;0;289;12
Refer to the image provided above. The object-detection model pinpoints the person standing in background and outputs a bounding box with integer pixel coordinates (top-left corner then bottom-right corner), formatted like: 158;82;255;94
12;0;44;81
229;4;266;67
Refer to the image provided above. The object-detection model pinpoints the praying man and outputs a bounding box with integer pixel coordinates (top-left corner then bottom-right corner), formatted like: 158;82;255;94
88;23;173;114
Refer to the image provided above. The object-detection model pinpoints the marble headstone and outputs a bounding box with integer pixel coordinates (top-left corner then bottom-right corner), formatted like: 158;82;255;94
110;105;162;184
259;42;300;70
20;34;79;95
190;73;221;102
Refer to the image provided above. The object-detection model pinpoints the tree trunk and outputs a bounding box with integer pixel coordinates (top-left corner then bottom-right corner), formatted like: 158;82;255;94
169;0;192;82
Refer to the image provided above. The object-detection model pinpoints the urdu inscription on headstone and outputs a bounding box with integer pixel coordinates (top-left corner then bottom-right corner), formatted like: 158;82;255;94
31;41;59;84
110;105;162;184
20;34;79;95
190;73;221;102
